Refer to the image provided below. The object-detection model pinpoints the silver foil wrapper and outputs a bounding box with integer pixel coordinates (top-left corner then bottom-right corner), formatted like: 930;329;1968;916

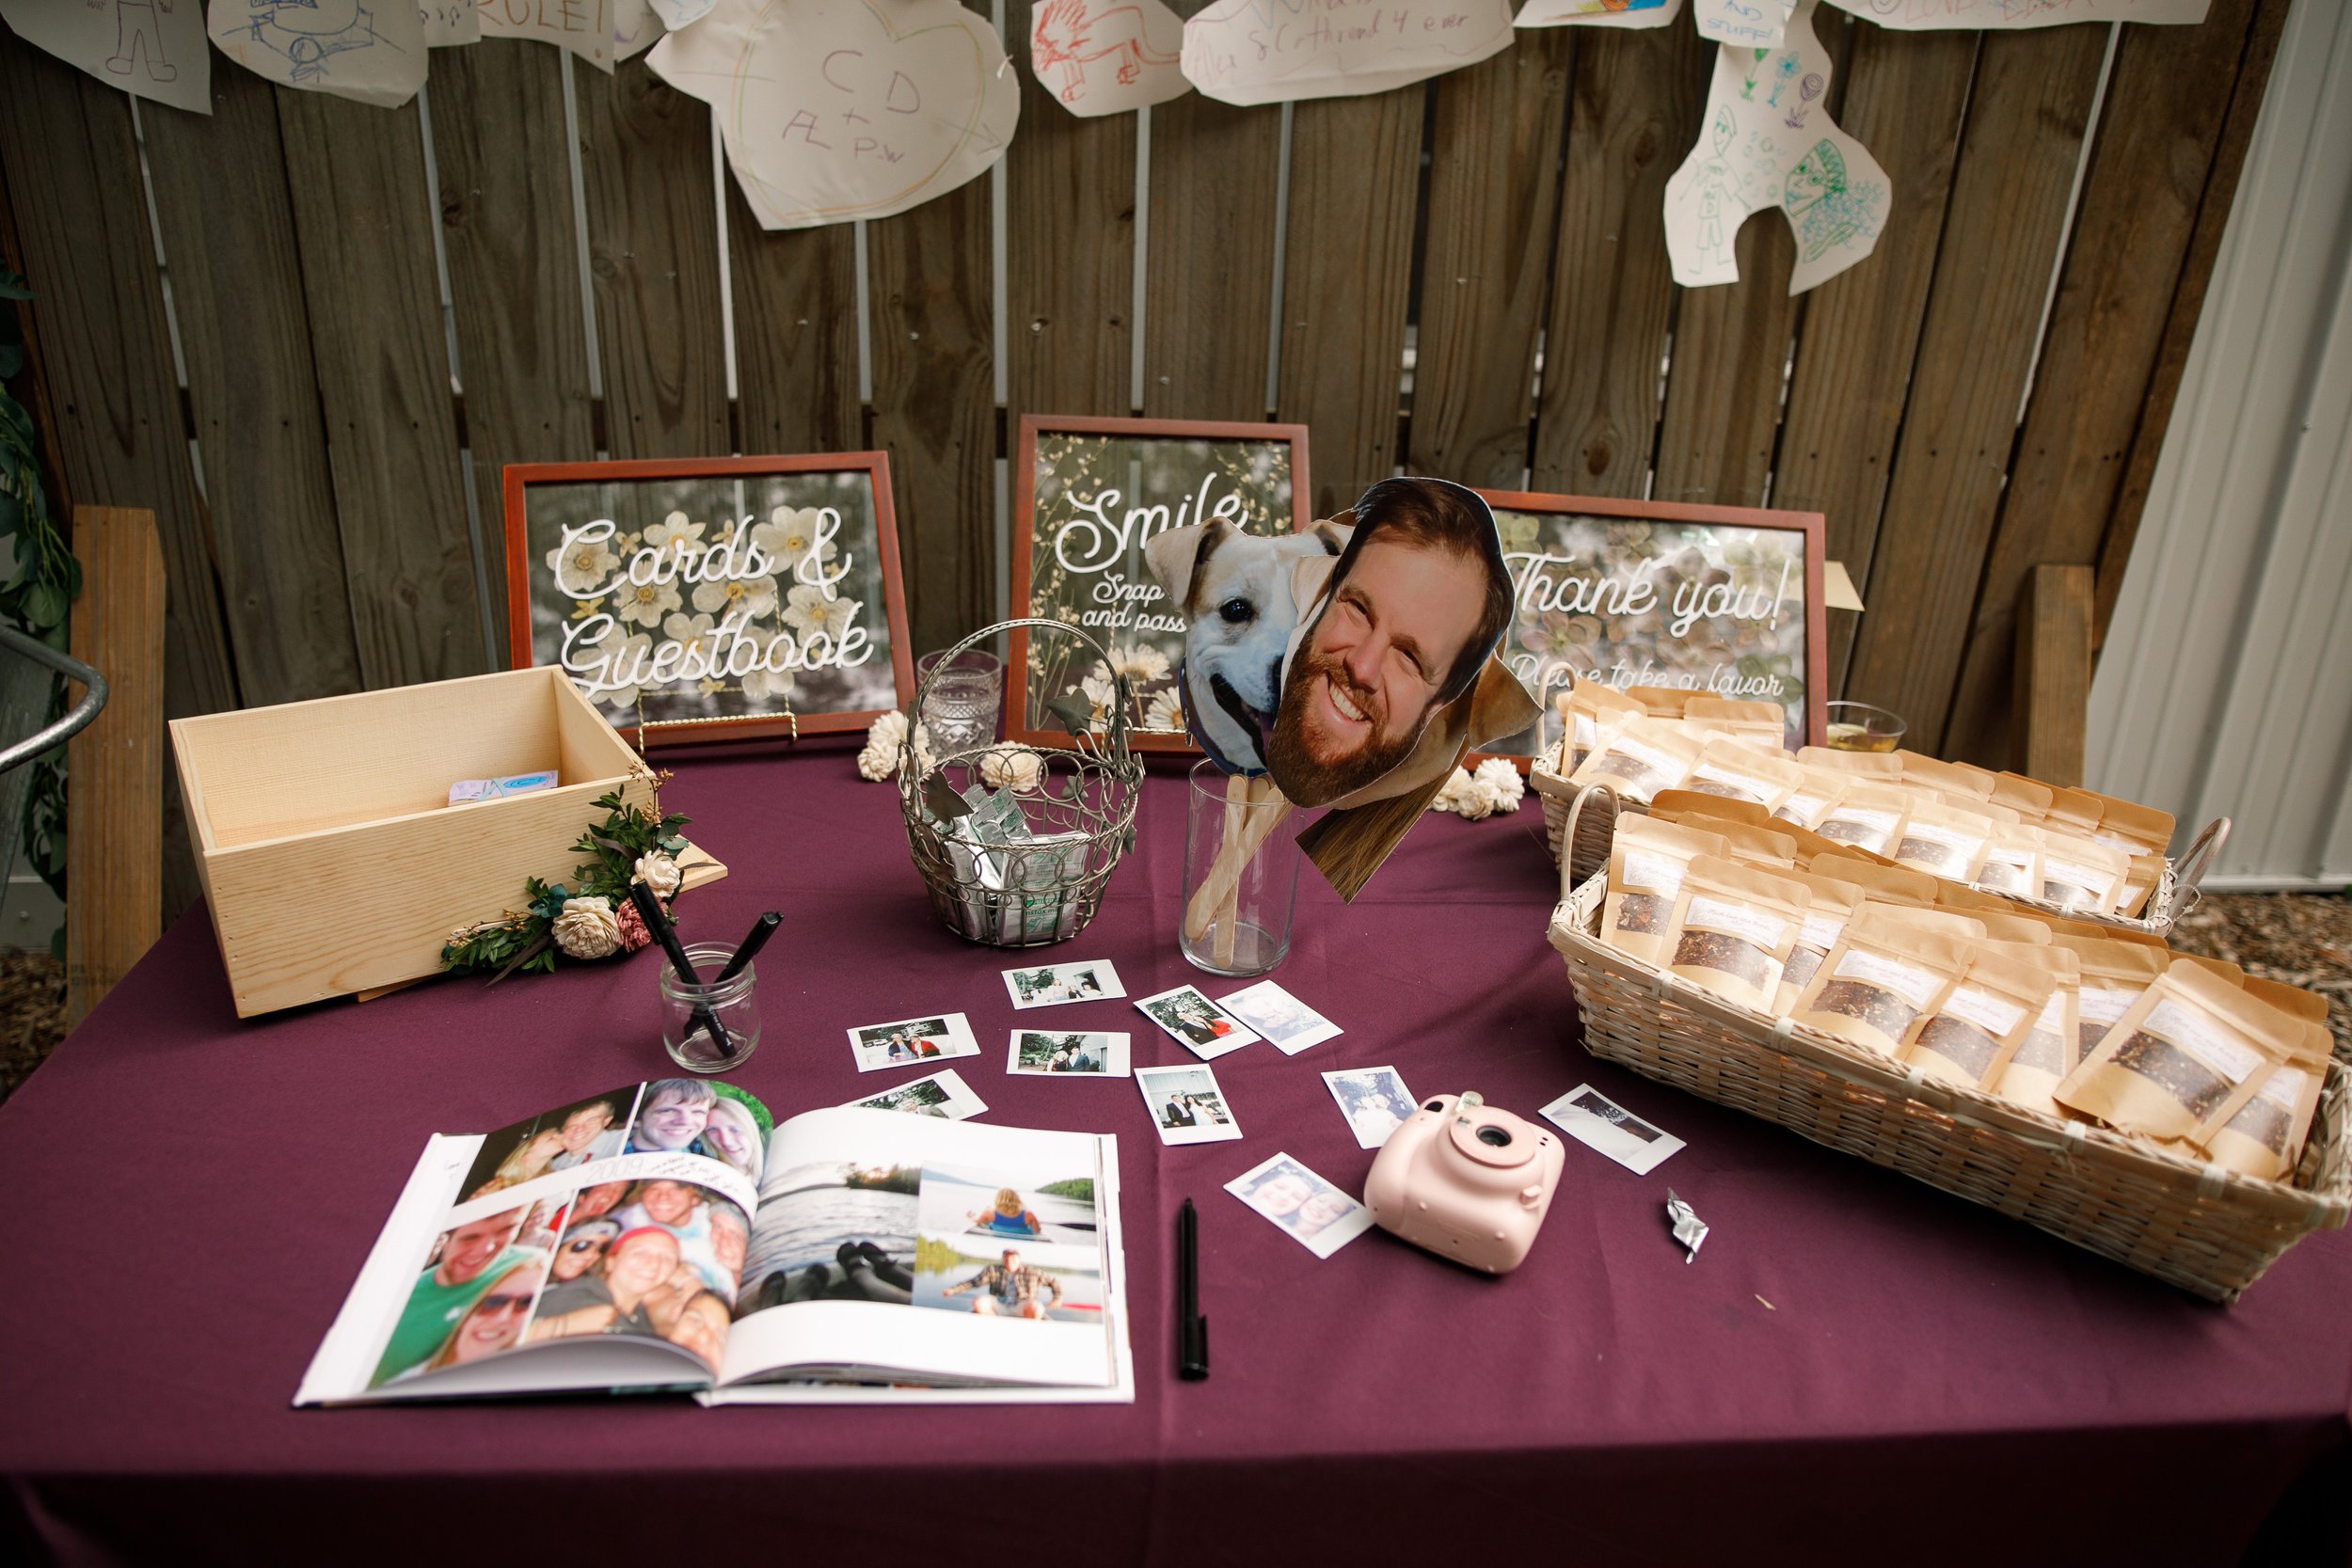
1665;1188;1708;1264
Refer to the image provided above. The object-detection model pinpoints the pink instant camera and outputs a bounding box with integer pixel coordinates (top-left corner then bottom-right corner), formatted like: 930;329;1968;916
1362;1091;1565;1275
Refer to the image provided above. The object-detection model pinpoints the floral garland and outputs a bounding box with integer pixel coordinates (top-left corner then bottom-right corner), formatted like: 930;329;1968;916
440;786;691;980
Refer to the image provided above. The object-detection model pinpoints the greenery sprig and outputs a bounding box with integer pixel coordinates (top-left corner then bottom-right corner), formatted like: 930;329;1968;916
440;785;691;981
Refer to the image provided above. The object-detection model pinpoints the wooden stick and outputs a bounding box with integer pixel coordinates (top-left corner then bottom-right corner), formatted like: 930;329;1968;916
1212;771;1248;967
1184;780;1293;943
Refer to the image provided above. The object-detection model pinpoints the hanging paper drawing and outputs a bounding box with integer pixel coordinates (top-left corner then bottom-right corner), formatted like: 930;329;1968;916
1662;0;1886;296
1692;0;1795;47
1513;0;1680;29
1031;0;1190;118
207;0;428;107
1820;0;2207;27
479;0;618;71
648;0;1021;230
1182;0;1517;107
0;0;212;114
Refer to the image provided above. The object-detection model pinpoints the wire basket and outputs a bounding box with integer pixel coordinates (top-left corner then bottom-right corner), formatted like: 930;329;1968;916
897;619;1144;949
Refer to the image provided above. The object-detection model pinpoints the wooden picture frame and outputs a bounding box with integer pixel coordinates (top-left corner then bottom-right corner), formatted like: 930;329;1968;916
503;453;914;747
1471;490;1829;758
1009;414;1311;752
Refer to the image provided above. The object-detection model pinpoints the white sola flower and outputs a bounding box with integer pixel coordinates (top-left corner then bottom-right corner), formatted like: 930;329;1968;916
1471;756;1527;812
1429;767;1492;819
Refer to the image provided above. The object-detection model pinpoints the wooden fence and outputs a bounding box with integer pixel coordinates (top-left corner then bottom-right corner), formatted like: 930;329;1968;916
0;0;2284;914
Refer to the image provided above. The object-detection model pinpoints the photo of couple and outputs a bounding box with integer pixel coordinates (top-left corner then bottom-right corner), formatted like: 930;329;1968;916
1136;985;1260;1057
850;1012;981;1072
1226;1152;1375;1258
459;1079;768;1198
846;1069;987;1120
1135;1065;1243;1145
1009;1030;1130;1077
1003;959;1124;1009
1324;1066;1419;1149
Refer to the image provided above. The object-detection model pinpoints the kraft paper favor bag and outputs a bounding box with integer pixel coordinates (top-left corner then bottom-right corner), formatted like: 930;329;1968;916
1663;857;1812;1015
1790;923;1972;1059
1604;815;1731;967
2055;962;2295;1145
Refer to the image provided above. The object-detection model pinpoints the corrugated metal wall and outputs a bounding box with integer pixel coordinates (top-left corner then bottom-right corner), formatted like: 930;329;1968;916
2088;0;2352;892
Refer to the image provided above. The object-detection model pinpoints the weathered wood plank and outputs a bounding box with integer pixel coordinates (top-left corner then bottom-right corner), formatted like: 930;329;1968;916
1771;27;1977;694
1006;0;1136;419
726;182;862;455
1409;32;1574;487
575;57;730;458
143;70;363;710
275;88;483;689
1141;88;1281;420
65;508;165;1027
1277;87;1425;518
1841;27;2108;755
1651;218;1799;507
1531;24;1710;499
431;38;598;659
2015;563;2092;789
1941;0;2264;768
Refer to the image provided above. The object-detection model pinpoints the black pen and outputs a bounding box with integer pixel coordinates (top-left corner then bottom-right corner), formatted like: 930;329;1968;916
713;911;782;986
1178;1197;1208;1381
629;880;735;1060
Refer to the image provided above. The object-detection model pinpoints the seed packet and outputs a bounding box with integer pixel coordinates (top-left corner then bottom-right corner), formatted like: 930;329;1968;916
1772;869;1867;1013
2056;962;2298;1144
1810;852;1939;905
1568;714;1703;804
1561;680;1645;772
1626;684;1699;718
1772;765;1852;832
2035;831;2130;913
1990;945;2083;1118
2201;1020;2330;1181
2042;786;2106;838
1789;923;1974;1058
1682;739;1805;815
1900;943;2059;1090
1663;856;1812;1014
1992;770;2056;822
1685;696;1787;748
1972;824;2045;899
2053;935;2171;1065
1800;745;1903;779
1890;798;1996;884
1898;752;1996;800
1603;816;1732;966
1814;783;1912;856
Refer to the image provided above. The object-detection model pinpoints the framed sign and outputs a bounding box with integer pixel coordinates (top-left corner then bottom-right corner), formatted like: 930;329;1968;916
504;454;913;746
1009;415;1311;752
1472;491;1827;756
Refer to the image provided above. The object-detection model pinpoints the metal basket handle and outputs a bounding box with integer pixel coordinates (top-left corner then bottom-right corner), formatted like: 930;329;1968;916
1558;781;1619;901
903;617;1133;772
2169;816;2231;916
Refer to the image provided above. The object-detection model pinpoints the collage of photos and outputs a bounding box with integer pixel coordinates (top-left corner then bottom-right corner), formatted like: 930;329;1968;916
1225;1153;1375;1259
846;1069;989;1120
849;1012;982;1073
1323;1067;1420;1149
1218;981;1343;1055
1135;1065;1243;1145
1135;984;1262;1059
1002;959;1126;1010
1008;1030;1132;1077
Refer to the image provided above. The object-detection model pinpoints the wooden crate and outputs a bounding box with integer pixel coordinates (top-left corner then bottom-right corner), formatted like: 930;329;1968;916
170;667;655;1018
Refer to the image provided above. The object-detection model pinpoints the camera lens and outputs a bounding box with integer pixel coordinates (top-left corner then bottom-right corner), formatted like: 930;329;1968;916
1475;1125;1513;1148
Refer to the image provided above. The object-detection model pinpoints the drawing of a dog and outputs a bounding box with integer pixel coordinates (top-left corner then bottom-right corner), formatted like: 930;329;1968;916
1144;516;1353;774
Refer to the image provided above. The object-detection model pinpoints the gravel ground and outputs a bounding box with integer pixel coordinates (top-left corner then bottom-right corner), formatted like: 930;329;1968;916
0;893;2343;1107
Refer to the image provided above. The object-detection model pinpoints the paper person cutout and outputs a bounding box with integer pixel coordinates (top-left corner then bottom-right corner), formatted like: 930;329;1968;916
1821;0;2206;25
1514;0;1682;29
649;0;1020;230
1692;0;1794;47
481;0;616;71
1031;0;1191;118
1663;0;1887;295
1181;0;1516;108
1;0;212;115
1142;519;1354;775
208;0;428;107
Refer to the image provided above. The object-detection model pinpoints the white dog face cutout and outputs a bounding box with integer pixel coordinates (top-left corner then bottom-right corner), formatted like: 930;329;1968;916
1143;518;1353;775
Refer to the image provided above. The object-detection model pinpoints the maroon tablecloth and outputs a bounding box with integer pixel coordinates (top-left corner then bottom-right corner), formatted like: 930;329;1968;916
4;741;2347;1566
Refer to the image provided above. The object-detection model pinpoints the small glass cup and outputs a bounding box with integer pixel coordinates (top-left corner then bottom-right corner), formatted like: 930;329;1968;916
1181;760;1299;977
915;648;1005;752
1824;700;1907;753
660;942;760;1073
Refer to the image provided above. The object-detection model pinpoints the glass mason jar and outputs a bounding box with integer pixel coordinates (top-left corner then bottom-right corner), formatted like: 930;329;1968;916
660;942;761;1073
1181;761;1299;978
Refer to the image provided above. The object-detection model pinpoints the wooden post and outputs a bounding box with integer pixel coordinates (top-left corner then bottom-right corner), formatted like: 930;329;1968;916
65;507;166;1027
2015;563;2093;787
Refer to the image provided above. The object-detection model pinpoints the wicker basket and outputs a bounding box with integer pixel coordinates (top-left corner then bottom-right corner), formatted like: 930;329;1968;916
1544;840;2350;1301
1528;735;2230;939
898;619;1143;949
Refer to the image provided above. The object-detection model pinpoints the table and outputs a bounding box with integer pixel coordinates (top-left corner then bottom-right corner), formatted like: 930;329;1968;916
4;741;2347;1566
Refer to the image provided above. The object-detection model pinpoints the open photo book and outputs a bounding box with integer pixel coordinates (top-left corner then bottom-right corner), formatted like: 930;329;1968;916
295;1079;1132;1406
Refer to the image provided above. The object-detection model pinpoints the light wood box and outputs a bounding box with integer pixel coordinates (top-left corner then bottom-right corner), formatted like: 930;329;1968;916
170;667;656;1018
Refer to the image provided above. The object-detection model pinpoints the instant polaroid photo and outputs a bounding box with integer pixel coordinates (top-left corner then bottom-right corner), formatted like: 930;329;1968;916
846;1012;982;1074
1539;1084;1685;1176
1216;980;1342;1055
1133;984;1262;1059
843;1069;989;1121
1224;1151;1375;1259
1320;1067;1418;1150
1001;959;1127;1010
1135;1064;1243;1145
1007;1030;1133;1078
